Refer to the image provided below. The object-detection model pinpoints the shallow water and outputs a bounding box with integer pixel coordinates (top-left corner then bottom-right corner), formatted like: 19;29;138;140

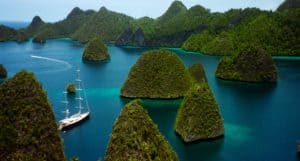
1;39;300;161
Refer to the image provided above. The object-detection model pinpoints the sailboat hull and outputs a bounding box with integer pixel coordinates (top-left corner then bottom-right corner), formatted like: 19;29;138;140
58;112;90;130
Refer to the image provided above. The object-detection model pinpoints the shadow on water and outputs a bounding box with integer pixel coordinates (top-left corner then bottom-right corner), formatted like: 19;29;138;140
31;41;45;50
116;45;162;55
82;60;111;66
214;78;278;104
215;78;277;94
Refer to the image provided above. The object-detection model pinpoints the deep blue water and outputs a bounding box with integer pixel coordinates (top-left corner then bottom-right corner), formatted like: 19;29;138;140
0;21;29;29
1;39;300;161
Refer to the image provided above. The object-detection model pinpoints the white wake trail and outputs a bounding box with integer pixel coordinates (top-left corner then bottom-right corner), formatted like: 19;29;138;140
30;55;72;73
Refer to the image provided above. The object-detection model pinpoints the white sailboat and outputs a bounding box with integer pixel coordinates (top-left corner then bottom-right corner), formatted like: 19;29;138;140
58;69;90;130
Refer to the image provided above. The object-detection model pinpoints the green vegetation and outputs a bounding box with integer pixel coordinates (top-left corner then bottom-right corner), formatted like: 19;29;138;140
0;25;17;41
0;1;298;54
121;49;192;98
27;16;45;35
0;64;7;78
0;25;28;42
188;62;207;83
72;7;133;43
0;70;65;161
82;37;110;62
216;46;278;82
183;9;300;56
175;84;224;142
105;99;179;161
66;83;76;93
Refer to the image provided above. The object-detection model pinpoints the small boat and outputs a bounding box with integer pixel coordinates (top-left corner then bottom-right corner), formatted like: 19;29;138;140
59;69;90;130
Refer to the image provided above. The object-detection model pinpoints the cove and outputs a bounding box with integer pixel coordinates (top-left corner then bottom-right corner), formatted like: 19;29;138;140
0;39;300;161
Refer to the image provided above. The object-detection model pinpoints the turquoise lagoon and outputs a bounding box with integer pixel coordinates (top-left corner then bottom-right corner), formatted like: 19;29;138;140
1;39;300;161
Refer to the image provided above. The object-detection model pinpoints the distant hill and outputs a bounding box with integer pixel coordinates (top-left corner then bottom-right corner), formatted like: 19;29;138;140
182;9;300;56
0;0;299;55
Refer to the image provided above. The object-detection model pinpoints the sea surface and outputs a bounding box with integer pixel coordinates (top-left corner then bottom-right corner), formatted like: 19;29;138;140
1;39;300;161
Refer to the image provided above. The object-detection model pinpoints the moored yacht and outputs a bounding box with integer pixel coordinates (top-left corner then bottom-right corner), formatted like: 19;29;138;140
59;69;90;130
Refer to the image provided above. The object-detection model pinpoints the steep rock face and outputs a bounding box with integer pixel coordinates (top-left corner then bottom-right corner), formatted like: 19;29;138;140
277;0;300;11
0;70;65;161
0;64;7;78
188;62;207;83
115;27;145;46
175;84;224;142
115;27;134;45
121;50;192;98
105;99;179;161
134;28;145;46
145;25;207;47
216;46;278;82
82;37;110;61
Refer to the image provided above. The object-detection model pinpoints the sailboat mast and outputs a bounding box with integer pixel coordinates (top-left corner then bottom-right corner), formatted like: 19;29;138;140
76;69;83;114
62;91;69;119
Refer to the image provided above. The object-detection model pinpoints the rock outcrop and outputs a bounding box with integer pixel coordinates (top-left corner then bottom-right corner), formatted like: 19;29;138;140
133;28;145;46
115;27;145;46
115;27;133;46
66;83;76;94
105;99;179;161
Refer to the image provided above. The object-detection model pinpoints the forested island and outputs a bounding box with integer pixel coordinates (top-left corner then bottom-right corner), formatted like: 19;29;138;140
82;37;110;62
105;99;179;161
66;83;76;93
216;46;278;82
175;84;224;142
0;71;65;161
121;49;192;98
0;0;299;160
0;0;298;55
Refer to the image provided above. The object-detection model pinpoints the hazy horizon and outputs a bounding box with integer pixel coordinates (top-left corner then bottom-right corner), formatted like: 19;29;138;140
0;0;284;22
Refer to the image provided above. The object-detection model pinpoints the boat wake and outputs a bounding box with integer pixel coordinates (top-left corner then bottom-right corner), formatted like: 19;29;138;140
30;55;72;73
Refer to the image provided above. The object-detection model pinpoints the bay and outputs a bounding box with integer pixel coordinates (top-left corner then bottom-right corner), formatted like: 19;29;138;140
1;39;300;161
